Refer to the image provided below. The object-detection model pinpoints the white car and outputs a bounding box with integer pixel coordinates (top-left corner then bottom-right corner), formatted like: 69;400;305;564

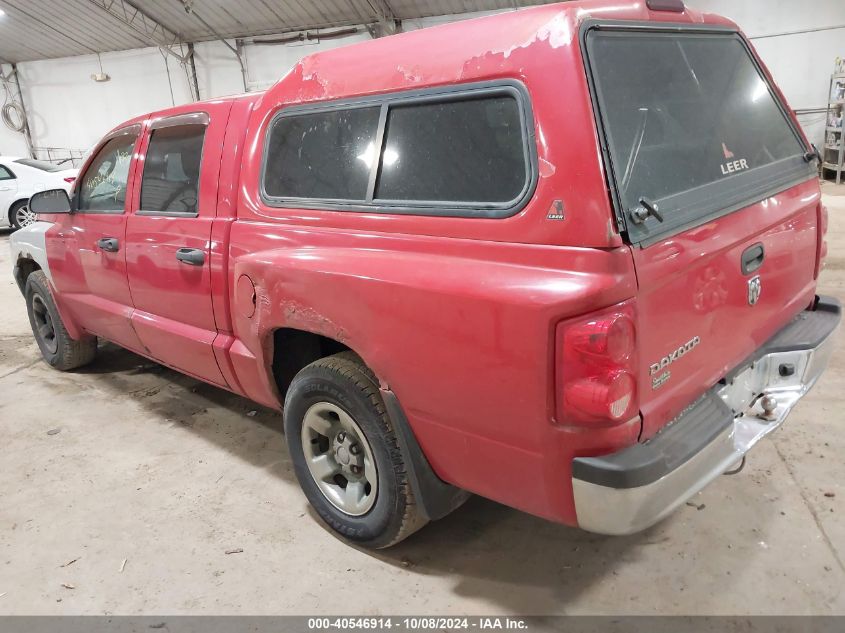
0;157;78;230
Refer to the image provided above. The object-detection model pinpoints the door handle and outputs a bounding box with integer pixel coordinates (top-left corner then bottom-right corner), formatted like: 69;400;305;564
97;237;120;252
741;243;765;275
176;247;205;266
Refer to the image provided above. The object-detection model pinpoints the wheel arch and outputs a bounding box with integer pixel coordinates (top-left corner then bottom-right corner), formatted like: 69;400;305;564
269;326;468;521
11;222;85;341
13;255;41;294
10;221;54;293
270;327;352;398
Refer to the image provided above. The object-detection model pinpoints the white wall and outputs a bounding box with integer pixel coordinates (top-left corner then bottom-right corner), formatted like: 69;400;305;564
0;32;375;158
0;75;30;157
2;47;195;158
1;2;844;156
402;9;509;31
693;0;845;147
194;33;373;99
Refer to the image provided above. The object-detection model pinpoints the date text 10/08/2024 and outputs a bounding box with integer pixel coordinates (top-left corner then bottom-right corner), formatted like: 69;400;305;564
307;618;529;630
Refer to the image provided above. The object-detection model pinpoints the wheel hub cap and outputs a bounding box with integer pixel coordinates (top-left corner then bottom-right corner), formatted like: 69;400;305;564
31;293;58;355
301;402;377;516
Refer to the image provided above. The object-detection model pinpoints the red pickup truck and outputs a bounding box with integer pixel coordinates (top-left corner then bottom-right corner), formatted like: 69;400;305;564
12;0;839;548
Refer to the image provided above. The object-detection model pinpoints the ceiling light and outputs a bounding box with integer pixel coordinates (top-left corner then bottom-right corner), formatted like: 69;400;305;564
91;52;111;83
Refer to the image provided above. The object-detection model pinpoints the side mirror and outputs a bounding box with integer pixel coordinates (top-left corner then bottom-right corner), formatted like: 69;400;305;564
29;189;72;215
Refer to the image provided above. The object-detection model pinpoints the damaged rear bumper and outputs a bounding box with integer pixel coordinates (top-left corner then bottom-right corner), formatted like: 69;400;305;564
571;296;841;535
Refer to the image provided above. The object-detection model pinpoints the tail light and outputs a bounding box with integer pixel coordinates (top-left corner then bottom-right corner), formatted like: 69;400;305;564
63;177;76;183
556;301;638;427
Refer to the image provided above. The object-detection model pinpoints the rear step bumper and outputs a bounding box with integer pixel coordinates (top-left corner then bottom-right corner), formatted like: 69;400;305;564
571;296;841;535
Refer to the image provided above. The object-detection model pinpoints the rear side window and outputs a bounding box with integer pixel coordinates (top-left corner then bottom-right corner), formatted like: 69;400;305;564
78;133;136;213
140;124;206;215
0;166;14;180
586;29;812;242
265;107;380;200
376;97;525;203
261;82;535;217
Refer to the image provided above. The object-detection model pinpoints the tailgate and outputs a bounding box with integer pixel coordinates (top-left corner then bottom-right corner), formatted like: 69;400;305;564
632;181;819;437
583;23;820;437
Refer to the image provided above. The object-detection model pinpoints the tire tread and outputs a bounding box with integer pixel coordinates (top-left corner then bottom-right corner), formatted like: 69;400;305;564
26;271;97;371
288;352;427;548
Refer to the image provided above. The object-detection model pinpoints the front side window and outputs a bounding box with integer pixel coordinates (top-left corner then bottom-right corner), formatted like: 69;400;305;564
262;84;533;217
78;134;136;212
140;124;206;215
587;30;811;240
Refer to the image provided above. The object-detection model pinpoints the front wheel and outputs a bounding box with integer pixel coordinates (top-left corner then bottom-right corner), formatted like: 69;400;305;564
25;271;97;370
284;352;428;548
10;200;36;231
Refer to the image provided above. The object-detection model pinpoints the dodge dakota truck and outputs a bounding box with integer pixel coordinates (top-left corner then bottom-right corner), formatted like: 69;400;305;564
11;0;840;548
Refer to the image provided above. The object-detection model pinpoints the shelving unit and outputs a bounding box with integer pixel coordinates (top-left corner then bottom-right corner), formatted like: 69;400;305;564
822;72;845;184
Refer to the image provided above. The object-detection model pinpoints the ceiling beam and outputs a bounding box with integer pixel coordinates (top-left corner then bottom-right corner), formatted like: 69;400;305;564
178;1;249;93
369;0;397;23
85;0;189;62
363;0;401;37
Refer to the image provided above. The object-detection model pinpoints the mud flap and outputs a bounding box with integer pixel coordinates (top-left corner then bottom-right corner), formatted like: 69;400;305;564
381;389;470;521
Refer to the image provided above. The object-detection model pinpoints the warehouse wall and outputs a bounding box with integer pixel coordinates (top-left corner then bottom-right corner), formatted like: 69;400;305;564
193;31;373;97
0;47;194;159
694;0;845;148
0;31;375;159
1;1;844;158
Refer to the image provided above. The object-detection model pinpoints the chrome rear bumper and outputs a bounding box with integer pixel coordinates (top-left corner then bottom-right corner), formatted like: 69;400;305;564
572;296;840;536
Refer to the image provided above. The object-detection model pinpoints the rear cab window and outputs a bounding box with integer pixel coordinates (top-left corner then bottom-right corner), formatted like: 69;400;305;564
140;123;206;216
583;24;815;244
261;81;536;218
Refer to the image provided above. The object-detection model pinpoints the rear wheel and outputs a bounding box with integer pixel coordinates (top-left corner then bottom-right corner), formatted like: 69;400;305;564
10;200;36;231
284;352;427;548
25;271;97;370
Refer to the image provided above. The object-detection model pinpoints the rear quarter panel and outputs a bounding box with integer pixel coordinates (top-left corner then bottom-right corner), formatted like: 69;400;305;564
228;222;637;519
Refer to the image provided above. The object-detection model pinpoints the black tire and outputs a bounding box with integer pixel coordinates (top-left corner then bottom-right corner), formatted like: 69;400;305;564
25;271;97;371
9;200;31;231
284;352;428;548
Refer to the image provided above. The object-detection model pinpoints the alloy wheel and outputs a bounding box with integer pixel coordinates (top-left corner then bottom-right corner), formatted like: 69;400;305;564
301;401;378;516
15;204;36;228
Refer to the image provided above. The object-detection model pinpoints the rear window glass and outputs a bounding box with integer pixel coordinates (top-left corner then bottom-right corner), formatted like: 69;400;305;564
264;107;380;200
587;31;810;239
375;96;525;203
14;158;62;172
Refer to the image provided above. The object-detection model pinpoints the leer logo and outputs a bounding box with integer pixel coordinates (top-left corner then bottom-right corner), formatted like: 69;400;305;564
720;142;749;176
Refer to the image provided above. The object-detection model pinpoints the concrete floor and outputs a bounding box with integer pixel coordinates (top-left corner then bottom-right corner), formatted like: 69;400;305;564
0;185;843;616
